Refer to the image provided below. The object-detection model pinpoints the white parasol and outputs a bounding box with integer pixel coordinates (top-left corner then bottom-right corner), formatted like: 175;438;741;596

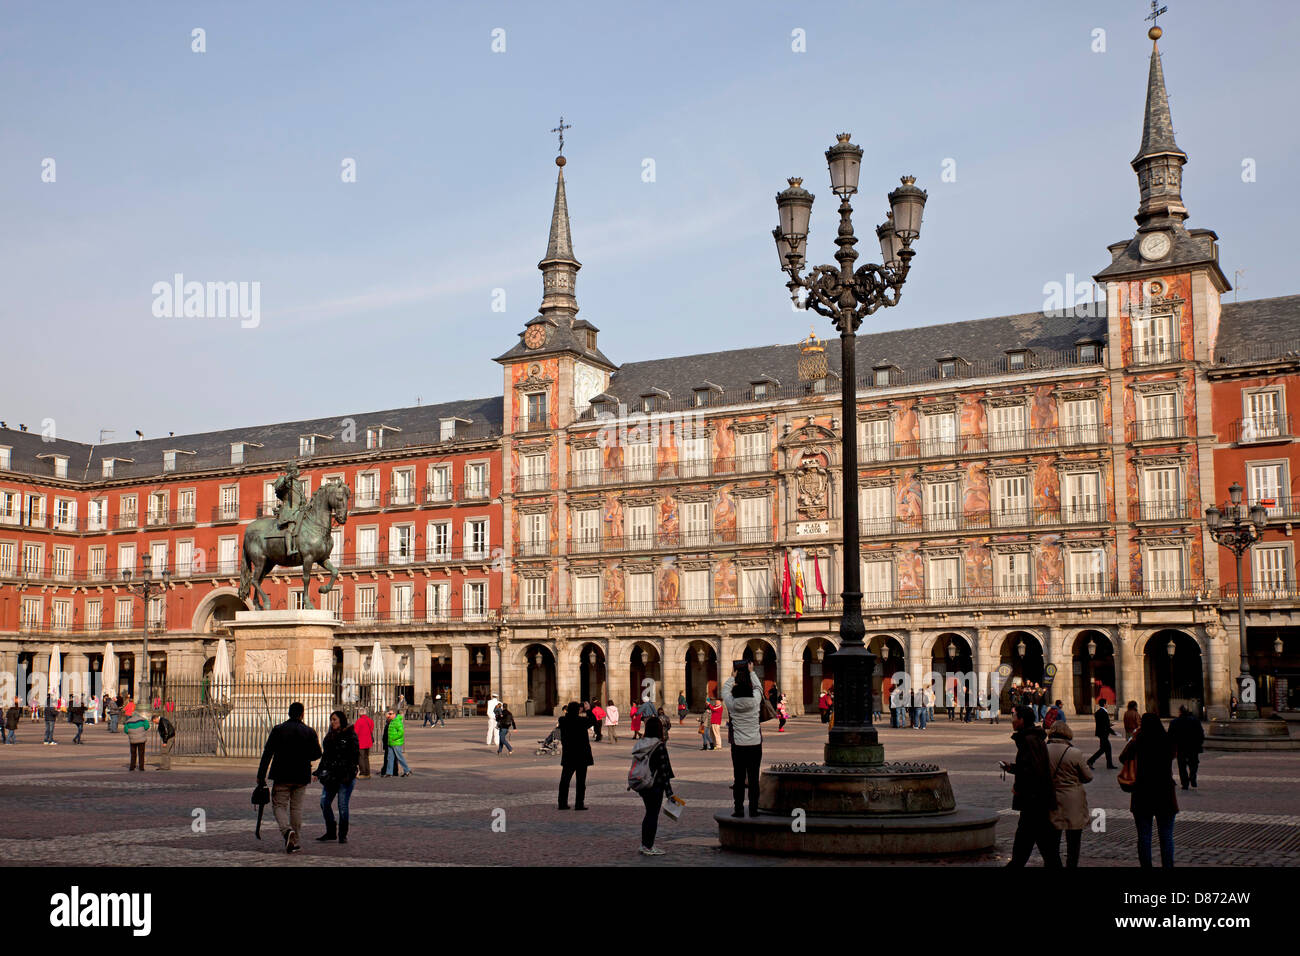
369;641;385;712
49;645;61;706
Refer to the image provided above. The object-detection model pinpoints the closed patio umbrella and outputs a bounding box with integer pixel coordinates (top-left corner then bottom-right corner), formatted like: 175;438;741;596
369;641;385;712
101;643;117;700
213;638;233;700
49;645;61;706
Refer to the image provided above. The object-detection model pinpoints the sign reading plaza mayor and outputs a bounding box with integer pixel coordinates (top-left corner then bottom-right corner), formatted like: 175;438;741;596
796;520;830;536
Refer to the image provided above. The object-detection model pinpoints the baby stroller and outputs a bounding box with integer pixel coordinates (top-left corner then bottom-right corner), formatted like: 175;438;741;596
535;725;561;757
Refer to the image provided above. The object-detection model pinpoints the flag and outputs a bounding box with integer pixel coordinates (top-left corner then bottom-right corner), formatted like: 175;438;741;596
794;560;805;618
781;552;792;614
813;556;826;609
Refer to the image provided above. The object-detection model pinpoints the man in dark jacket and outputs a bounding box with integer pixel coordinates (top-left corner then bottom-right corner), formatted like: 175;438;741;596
1169;705;1205;790
1088;698;1117;769
70;697;87;744
557;701;599;810
4;698;20;744
1002;706;1060;867
256;701;323;853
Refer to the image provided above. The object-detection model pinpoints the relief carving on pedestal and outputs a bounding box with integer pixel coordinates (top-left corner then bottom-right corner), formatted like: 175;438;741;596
244;648;288;676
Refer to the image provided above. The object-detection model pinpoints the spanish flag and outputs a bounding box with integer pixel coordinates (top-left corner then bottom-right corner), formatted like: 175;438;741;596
781;552;792;614
793;558;805;618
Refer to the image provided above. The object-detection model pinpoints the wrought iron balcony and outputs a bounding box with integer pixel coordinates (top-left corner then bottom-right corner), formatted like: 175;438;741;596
1130;499;1197;522
1231;414;1292;444
1130;417;1187;442
860;503;1110;537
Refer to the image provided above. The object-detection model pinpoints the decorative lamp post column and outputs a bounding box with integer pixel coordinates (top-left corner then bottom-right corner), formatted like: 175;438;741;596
774;134;926;765
122;552;171;707
1205;482;1268;719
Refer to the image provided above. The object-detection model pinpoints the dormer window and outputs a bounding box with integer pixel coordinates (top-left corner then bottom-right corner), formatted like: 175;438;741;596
939;360;957;379
694;389;709;407
642;396;657;413
586;330;597;350
872;363;899;387
54;456;67;479
231;443;245;465
103;459;113;478
1006;349;1030;371
440;420;456;441
0;446;10;471
753;384;768;400
366;428;381;449
1077;341;1101;363
164;451;177;472
300;436;315;456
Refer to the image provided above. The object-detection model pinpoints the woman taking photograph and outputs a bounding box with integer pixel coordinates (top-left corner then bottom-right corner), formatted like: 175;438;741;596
316;710;360;843
722;660;763;818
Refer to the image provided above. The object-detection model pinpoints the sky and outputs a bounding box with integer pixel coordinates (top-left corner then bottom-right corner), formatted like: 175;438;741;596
2;0;1298;443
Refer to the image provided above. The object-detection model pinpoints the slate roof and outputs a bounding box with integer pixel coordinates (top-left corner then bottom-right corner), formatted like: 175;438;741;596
1215;295;1300;363
1094;226;1223;281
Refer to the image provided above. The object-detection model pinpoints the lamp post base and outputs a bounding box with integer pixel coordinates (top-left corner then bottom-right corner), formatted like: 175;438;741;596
1205;716;1300;751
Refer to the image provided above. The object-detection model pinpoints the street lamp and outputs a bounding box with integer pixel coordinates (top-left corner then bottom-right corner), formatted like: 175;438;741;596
774;134;926;765
122;552;170;708
1205;480;1269;719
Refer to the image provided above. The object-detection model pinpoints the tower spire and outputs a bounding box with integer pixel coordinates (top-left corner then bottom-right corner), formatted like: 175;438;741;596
1130;17;1188;228
538;147;581;319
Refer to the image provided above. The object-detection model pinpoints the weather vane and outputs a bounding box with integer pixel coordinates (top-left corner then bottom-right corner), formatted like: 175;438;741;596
551;116;572;155
1146;1;1167;29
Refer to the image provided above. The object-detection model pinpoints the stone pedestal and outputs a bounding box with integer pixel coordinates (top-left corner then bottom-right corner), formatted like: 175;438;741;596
1204;717;1300;751
228;609;341;677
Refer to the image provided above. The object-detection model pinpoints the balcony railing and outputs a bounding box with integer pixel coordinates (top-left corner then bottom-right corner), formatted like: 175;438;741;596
1231;414;1292;444
567;454;775;489
860;503;1110;537
564;525;772;553
1130;499;1197;522
1248;495;1300;520
335;607;500;627
115;512;140;530
386;486;418;508
1130;417;1187;442
515;416;553;433
1222;583;1300;603
1127;340;1183;367
211;504;242;523
514;472;553;493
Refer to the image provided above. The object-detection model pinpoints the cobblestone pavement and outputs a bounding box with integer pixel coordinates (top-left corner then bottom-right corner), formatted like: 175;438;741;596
2;715;1297;866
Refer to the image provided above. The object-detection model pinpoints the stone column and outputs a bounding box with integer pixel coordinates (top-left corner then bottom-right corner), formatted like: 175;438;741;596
342;644;361;676
1118;623;1142;711
556;637;578;710
974;626;992;709
660;635;684;721
1050;625;1075;716
606;638;630;712
778;629;799;716
451;644;469;709
413;644;432;705
489;639;502;700
32;652;50;703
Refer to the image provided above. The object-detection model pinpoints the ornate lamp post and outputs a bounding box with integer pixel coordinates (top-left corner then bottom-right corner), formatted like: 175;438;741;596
1205;482;1268;719
774;133;926;765
122;552;170;707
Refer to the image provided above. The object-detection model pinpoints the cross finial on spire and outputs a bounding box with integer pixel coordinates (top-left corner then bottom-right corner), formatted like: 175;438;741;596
551;116;572;155
1146;1;1168;36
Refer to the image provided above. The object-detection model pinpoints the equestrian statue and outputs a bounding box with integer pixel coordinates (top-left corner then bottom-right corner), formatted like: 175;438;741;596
238;462;352;610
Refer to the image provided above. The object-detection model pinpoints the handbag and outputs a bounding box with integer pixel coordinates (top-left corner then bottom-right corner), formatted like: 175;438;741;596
759;697;777;723
696;722;707;735
663;795;684;822
1117;755;1137;792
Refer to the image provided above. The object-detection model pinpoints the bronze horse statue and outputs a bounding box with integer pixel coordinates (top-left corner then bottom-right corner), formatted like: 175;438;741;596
238;480;351;610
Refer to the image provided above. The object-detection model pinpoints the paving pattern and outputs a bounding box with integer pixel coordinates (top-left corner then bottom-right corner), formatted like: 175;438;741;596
2;715;1297;866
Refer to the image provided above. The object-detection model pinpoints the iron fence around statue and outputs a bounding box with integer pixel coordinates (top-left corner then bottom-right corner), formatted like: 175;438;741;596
147;673;403;758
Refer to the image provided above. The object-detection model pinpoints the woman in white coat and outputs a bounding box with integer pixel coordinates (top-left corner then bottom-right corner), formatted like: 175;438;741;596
485;694;501;748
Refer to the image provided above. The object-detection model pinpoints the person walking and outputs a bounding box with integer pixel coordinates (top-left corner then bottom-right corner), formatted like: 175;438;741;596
383;707;411;776
1122;700;1141;740
315;710;360;844
604;700;620;744
496;701;516;755
590;699;606;743
629;704;643;740
123;707;150;771
776;694;789;732
5;698;20;744
818;688;833;724
379;709;392;775
485;693;501;750
71;697;86;744
42;695;57;745
105;695;120;734
354;710;374;779
256;702;323;854
155;710;175;769
433;694;445;727
557;701;599;810
1087;698;1117;769
1169;705;1204;791
632;716;675;856
707;695;725;750
420;693;434;728
1119;713;1179;868
915;688;930;731
677;691;688;726
1045;721;1092;868
697;710;711;750
1002;706;1060;867
723;660;763;818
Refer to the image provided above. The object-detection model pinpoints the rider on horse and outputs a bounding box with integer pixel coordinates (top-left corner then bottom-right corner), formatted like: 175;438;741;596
273;460;306;557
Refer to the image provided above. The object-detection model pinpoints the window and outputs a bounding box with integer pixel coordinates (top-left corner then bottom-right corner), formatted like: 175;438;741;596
993;476;1029;527
465;519;488;560
1063;472;1102;523
427;521;451;560
331;528;344;567
23;542;43;578
1145;547;1184;595
366;428;382;450
741;567;771;610
625;442;654;482
115;597;133;630
1242;389;1283;441
389;524;414;564
627;572;653;614
680;437;709;478
102;459;114;478
627;505;653;549
262;481;277;516
0;541;14;576
752;383;768;400
290;589;307;611
523;512;548;556
88;546;106;579
521;454;547;492
52;456;68;479
573;508;600;553
572;447;599;486
995;552;1031;599
175;540;193;578
924;481;959;532
524;577;548;616
85;599;102;632
148;491;168;526
392;583;413;623
117;543;135;576
426;582;450;622
0;491;15;525
1062;398;1100;444
149;541;168;576
120;494;138;527
920;410;958;457
683;501;710;547
1007;352;1026;370
52;546;72;580
1253;546;1291;594
860;418;891;462
586;329;597;350
299;436;315;456
176;489;195;523
1078;343;1100;363
357;586;377;622
1132;312;1174;364
440;419;456;441
1247;462;1286;516
693;389;710;408
54;498;76;531
682;569;709;612
87;498;107;531
25;494;45;527
737;431;768;472
163;451;176;472
0;446;8;470
465;462;489;498
1138;391;1179;440
989;404;1028;451
464;581;487;620
217;537;238;574
738;496;769;543
527;392;548;426
230;443;245;465
573;575;600;615
357;527;378;566
355;472;378;507
391;468;414;504
1141;467;1180;520
218;486;238;520
927;556;961;603
939;360;957;379
21;597;42;629
863;559;893;605
147;595;164;629
427;464;452;502
52;599;72;630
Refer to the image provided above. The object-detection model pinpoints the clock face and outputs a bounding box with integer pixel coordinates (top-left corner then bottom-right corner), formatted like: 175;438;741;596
524;326;546;350
1139;232;1172;262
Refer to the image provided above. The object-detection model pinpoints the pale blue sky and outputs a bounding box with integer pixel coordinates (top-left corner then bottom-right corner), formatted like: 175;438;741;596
2;0;1297;442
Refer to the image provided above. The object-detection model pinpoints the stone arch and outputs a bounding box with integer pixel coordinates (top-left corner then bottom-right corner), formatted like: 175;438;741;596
1070;628;1118;715
190;587;249;634
995;629;1047;713
798;636;836;710
682;638;720;711
1139;628;1206;718
629;639;663;706
519;642;558;716
575;641;608;705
